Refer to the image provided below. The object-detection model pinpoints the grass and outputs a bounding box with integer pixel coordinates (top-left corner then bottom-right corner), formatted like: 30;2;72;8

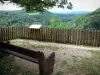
10;40;59;50
60;60;68;67
31;44;59;50
64;50;100;75
56;71;64;75
0;52;37;75
91;50;100;58
10;39;100;75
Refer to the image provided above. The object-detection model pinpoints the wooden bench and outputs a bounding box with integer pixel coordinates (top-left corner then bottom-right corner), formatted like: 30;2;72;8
0;41;55;75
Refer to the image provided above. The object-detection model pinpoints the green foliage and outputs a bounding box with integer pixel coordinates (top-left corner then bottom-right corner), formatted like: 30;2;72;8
49;17;72;28
0;55;35;75
0;0;73;12
0;10;55;27
49;18;59;28
65;51;100;75
66;8;100;30
0;56;20;75
0;10;74;27
56;71;64;75
49;7;100;30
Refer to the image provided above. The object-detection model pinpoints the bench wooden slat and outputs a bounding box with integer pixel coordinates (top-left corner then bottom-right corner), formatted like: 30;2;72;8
0;48;38;63
0;42;40;59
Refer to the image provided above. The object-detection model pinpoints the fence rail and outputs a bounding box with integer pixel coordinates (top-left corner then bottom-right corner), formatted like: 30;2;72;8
0;27;100;47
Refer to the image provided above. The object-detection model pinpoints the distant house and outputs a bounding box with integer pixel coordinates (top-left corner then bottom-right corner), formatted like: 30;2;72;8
29;24;42;29
29;24;42;33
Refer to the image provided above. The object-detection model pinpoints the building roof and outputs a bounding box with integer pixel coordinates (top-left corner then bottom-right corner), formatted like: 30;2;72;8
29;24;42;29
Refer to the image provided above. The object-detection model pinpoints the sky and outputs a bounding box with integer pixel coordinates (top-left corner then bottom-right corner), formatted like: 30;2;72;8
0;0;100;13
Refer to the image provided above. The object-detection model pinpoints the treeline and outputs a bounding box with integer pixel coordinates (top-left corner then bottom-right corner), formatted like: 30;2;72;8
49;8;100;30
1;8;100;30
0;10;75;28
0;10;56;27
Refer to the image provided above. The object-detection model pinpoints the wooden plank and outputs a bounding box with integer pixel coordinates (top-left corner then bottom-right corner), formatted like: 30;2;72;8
1;27;3;41
48;28;51;42
96;30;99;47
76;29;79;45
80;30;82;45
0;48;38;63
12;27;14;39
75;29;78;45
45;28;47;41
81;30;84;45
98;31;100;47
10;27;12;40
65;29;68;43
94;30;96;46
54;28;56;43
41;28;43;41
3;27;5;41
57;28;60;43
0;42;40;59
78;29;81;45
67;29;69;44
70;29;73;44
2;27;5;41
90;30;93;46
89;30;91;46
63;28;65;43
14;27;17;39
95;30;98;46
60;28;62;43
0;28;1;41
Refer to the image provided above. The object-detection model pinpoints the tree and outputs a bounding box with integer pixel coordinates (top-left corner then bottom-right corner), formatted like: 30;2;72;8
49;18;59;28
0;0;73;12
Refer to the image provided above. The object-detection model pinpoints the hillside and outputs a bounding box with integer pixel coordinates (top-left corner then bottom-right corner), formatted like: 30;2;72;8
0;10;79;27
66;8;100;30
0;9;95;29
0;10;58;27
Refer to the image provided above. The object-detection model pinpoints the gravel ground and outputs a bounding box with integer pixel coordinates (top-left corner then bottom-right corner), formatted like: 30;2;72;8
10;39;100;75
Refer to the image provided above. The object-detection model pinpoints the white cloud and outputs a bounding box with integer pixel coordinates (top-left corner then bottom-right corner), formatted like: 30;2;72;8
49;0;100;13
0;1;22;10
0;0;100;12
70;0;100;11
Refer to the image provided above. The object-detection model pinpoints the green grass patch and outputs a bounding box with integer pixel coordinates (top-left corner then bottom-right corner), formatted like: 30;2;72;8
91;50;100;58
0;54;37;75
56;71;64;75
65;51;100;75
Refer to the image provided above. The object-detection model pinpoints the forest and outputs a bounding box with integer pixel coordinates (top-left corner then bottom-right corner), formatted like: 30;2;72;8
0;8;100;30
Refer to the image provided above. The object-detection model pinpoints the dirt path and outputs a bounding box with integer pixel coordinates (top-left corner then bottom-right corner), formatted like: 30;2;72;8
10;39;100;75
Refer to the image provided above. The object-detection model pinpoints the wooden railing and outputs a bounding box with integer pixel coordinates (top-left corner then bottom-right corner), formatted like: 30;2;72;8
0;41;55;75
0;27;100;46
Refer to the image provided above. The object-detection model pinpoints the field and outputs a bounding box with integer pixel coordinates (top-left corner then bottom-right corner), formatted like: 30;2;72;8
10;39;100;75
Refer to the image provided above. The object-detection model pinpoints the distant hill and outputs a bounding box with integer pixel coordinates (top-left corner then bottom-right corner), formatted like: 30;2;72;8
65;8;100;30
54;11;90;15
0;9;92;28
0;10;58;27
53;11;90;23
0;9;77;27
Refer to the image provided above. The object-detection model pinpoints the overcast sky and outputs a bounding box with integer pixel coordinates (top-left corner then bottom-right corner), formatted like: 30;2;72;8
0;0;100;13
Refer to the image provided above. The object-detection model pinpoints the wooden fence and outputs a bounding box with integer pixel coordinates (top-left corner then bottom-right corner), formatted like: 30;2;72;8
0;27;100;47
0;41;55;75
